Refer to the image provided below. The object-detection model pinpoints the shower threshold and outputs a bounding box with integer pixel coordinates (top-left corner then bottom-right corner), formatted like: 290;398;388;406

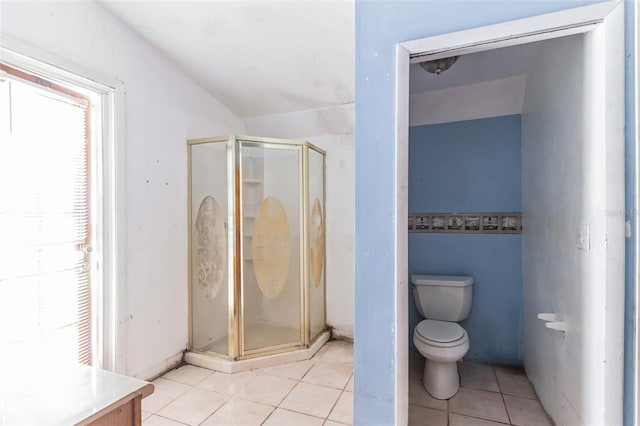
185;330;330;374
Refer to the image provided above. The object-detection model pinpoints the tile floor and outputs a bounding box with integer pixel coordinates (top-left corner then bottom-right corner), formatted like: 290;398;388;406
142;340;354;426
409;355;553;426
142;341;551;426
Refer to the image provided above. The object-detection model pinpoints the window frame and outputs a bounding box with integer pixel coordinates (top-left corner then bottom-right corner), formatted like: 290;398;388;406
0;38;126;373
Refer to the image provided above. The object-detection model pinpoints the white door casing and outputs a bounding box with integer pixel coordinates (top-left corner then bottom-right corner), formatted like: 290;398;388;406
395;2;624;425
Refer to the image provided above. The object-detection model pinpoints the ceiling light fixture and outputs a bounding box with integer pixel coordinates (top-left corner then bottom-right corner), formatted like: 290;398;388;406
419;56;459;75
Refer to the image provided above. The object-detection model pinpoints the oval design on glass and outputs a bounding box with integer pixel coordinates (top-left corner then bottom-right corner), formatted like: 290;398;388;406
252;196;291;298
310;198;325;288
194;196;226;299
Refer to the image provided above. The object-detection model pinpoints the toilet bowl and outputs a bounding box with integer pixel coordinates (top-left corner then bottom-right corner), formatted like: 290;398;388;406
410;274;473;400
413;319;469;399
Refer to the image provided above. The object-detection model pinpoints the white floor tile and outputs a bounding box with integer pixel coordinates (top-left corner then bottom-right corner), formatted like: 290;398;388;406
162;365;213;386
262;408;324;426
235;373;298;406
459;361;500;393
157;387;228;425
196;370;257;395
302;362;352;389
504;395;552;426
345;374;354;392
143;415;186;426
449;413;509;425
312;342;331;360
279;382;342;418
259;359;316;380
495;367;537;399
408;378;448;411
317;341;353;364
200;397;274;426
449;388;510;423
142;378;191;413
146;344;556;426
408;404;448;426
328;391;353;425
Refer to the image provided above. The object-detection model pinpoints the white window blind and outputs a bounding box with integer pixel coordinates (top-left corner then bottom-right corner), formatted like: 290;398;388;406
0;67;93;366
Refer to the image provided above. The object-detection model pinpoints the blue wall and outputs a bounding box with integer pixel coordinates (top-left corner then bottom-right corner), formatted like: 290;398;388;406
623;1;638;425
354;1;622;424
408;116;522;365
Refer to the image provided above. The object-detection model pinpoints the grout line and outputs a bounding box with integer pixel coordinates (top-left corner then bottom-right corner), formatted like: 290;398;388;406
146;413;190;425
196;392;235;425
260;406;277;425
262;407;331;424
144;378;192;415
325;389;345;423
493;366;513;425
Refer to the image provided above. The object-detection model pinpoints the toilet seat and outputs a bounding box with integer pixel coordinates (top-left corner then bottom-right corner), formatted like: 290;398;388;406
415;320;466;348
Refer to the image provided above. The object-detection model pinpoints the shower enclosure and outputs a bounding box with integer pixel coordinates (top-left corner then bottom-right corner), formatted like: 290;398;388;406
186;135;326;365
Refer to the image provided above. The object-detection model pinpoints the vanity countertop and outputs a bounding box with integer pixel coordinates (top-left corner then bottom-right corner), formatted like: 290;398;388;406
0;363;154;425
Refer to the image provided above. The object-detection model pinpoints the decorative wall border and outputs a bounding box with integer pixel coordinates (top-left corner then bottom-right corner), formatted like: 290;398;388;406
408;212;522;234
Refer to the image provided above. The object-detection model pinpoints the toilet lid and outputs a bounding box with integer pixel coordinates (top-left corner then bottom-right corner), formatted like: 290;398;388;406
416;320;465;343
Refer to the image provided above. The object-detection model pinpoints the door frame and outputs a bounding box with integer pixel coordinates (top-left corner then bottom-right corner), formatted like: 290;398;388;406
393;2;625;424
0;36;127;374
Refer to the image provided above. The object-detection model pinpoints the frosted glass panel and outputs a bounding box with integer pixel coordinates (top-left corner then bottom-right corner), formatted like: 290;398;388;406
240;143;302;351
308;148;326;341
189;135;325;361
190;141;229;355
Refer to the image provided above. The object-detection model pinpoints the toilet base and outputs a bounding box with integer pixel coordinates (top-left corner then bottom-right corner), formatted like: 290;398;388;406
423;359;460;399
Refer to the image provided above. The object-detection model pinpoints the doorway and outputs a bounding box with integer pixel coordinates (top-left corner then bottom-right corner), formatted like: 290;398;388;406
0;45;123;372
396;2;625;424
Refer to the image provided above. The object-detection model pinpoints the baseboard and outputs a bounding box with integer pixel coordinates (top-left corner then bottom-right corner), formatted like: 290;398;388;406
330;325;354;341
132;351;184;381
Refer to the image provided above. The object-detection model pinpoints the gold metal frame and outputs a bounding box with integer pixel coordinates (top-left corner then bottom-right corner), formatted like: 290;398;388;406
187;135;327;361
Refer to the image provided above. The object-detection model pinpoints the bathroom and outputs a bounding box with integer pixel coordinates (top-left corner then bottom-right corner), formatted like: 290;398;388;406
1;1;635;425
1;2;356;424
405;30;625;425
407;45;528;423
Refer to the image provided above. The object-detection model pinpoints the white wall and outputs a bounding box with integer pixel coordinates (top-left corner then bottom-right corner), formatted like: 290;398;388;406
245;104;355;339
409;75;526;126
522;34;585;425
1;1;246;379
522;31;624;425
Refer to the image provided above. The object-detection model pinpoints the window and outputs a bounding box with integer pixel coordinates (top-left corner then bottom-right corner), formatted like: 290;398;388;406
0;53;121;370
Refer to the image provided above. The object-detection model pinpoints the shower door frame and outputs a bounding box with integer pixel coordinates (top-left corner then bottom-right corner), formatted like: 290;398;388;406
187;135;327;361
236;138;306;359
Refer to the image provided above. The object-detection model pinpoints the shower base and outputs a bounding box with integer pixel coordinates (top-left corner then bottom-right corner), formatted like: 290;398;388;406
185;329;330;374
200;321;303;354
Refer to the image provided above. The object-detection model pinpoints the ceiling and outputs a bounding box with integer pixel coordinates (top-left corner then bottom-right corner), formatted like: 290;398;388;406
99;0;354;119
409;42;542;94
98;1;542;122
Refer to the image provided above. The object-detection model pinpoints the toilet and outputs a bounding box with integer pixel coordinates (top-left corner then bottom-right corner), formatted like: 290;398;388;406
411;274;473;399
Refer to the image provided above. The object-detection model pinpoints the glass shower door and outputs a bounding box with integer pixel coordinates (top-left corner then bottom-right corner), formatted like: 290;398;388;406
189;140;230;356
239;142;303;354
307;147;326;342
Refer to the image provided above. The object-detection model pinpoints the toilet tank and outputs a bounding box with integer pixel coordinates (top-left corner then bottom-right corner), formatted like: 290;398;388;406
411;274;473;321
